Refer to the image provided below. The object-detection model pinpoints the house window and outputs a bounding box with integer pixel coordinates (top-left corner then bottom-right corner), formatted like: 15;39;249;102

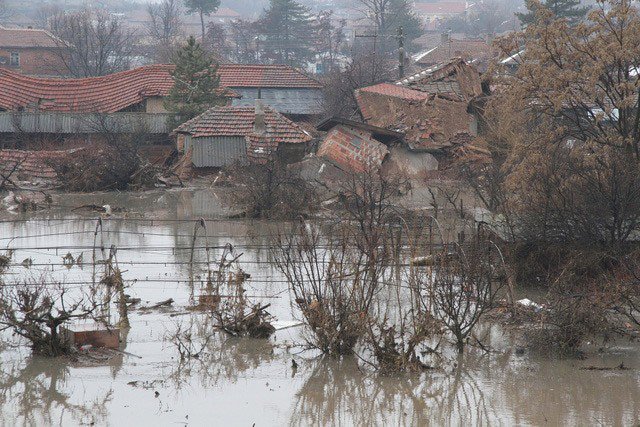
10;52;19;66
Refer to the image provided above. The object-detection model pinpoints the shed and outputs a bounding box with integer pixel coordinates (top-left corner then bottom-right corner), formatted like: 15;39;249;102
174;104;312;168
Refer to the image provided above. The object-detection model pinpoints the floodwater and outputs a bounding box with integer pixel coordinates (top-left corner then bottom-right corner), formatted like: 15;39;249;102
0;188;639;426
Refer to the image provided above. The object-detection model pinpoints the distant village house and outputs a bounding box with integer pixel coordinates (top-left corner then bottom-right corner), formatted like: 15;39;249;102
0;26;69;76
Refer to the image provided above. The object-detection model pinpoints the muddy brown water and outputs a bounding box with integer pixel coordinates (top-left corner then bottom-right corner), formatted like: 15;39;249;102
0;188;639;426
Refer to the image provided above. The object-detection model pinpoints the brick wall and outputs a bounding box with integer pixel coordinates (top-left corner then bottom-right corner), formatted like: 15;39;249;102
317;124;389;173
0;47;69;76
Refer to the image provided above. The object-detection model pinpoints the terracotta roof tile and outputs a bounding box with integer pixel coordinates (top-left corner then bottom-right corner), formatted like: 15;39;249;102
175;105;311;144
356;83;431;101
218;64;322;88
0;63;319;113
0;64;176;112
0;26;62;48
0;148;82;182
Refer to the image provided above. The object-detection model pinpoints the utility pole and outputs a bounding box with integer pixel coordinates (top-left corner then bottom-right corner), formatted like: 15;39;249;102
354;30;379;82
397;26;405;80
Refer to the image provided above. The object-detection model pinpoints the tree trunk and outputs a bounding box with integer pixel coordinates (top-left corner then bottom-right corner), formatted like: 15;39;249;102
200;10;205;42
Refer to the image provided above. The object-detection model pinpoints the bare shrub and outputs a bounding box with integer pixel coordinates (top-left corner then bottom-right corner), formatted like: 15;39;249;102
168;317;213;361
272;167;404;357
207;247;275;339
225;160;317;219
524;251;616;354
272;222;368;355
49;140;140;192
429;239;506;353
0;279;103;356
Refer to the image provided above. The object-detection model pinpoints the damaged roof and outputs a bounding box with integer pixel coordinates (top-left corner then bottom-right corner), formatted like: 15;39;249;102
317;117;405;142
0;65;176;113
396;58;483;101
0;63;318;113
0;148;81;183
174;105;311;144
356;83;431;101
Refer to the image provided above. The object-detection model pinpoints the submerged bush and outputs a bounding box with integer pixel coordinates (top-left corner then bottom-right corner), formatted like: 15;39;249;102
224;160;317;219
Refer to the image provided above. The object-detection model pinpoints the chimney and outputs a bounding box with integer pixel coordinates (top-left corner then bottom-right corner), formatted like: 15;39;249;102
254;100;266;135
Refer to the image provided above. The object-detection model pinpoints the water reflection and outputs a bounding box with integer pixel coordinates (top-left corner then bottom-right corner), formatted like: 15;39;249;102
0;356;113;426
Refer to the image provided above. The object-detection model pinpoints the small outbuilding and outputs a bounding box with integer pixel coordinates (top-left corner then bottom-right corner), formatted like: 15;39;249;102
174;103;312;168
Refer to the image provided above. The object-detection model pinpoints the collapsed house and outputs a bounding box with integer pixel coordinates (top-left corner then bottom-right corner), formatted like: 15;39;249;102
174;103;312;168
355;58;484;164
315;117;439;179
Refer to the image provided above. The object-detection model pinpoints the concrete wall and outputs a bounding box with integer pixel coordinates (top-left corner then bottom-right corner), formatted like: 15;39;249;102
0;47;69;76
317;124;389;173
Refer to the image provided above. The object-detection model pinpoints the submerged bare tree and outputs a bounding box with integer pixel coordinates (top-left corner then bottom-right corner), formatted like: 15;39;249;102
0;280;103;356
429;239;506;353
48;8;137;77
272;167;404;357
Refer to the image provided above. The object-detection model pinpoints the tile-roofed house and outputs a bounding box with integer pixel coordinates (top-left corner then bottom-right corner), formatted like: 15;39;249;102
355;59;483;153
0;26;69;76
174;104;312;167
217;64;324;115
0;64;178;113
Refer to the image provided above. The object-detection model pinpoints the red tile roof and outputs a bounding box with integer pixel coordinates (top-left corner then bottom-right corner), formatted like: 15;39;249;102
0;64;176;112
356;83;431;101
0;63;318;113
175;105;311;144
0;148;82;182
217;64;322;89
414;1;467;15
0;26;63;48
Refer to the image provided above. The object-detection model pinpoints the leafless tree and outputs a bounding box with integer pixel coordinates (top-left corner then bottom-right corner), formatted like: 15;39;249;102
0;279;103;356
429;239;506;353
146;0;183;62
48;8;137;77
321;52;395;119
226;19;261;63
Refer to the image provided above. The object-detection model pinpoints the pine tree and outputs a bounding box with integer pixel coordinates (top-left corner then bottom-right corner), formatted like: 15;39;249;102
165;36;226;126
385;0;423;42
517;0;589;26
259;0;314;66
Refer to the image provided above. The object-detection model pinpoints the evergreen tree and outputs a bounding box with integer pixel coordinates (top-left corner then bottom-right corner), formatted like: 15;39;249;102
165;36;226;126
259;0;314;66
356;0;423;53
385;0;423;43
517;0;589;26
184;0;220;41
